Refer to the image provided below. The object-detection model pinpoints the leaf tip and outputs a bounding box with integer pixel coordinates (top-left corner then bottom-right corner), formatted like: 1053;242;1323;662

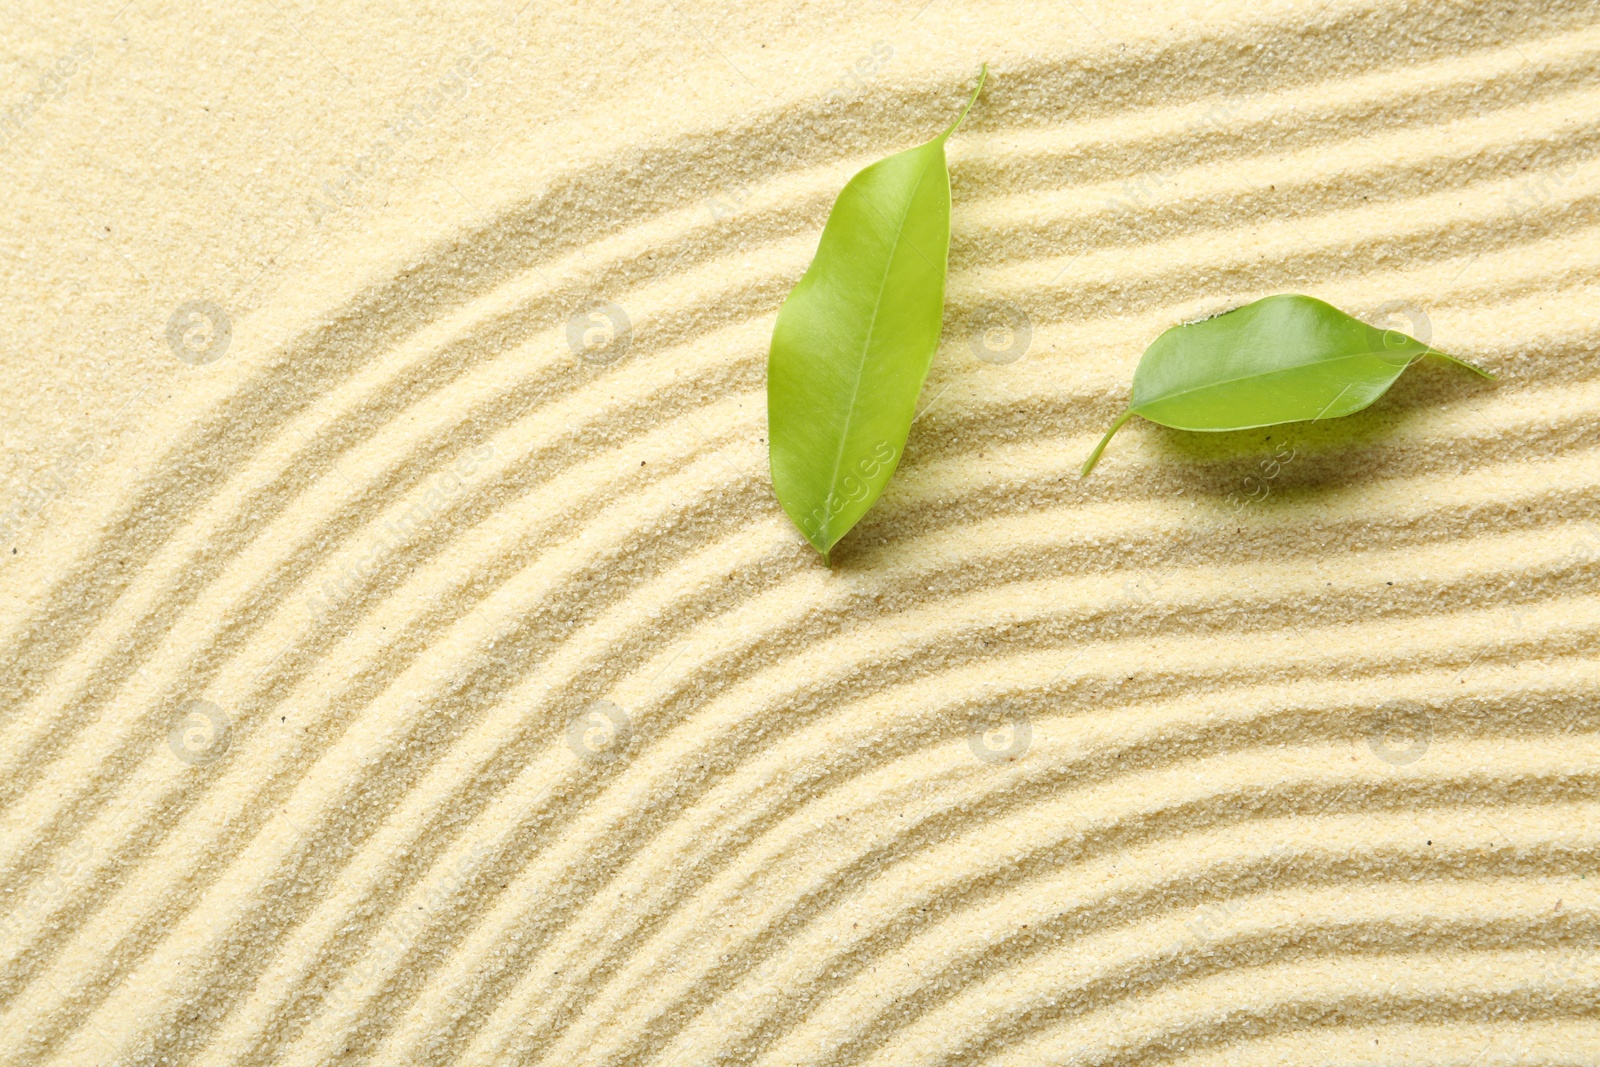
1424;346;1497;380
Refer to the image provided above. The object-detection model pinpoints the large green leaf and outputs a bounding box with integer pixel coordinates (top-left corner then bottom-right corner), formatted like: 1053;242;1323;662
1081;294;1492;476
768;67;986;560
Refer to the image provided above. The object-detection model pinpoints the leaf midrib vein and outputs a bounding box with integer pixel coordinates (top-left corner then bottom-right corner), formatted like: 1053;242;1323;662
820;150;941;547
1135;348;1415;410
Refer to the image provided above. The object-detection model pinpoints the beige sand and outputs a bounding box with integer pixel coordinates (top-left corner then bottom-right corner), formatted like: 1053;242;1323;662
1;0;1597;1063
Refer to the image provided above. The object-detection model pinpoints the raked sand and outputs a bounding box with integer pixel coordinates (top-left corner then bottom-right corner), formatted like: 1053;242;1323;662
1;0;1598;1064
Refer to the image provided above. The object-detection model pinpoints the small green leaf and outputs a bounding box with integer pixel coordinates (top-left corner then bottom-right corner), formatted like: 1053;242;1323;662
1081;294;1493;477
768;66;987;560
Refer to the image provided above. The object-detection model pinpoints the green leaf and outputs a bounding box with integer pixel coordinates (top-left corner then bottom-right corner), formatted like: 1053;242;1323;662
1081;294;1493;477
768;66;987;560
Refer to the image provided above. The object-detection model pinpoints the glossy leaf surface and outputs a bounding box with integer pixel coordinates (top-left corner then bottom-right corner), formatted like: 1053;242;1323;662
768;68;985;559
1082;294;1491;476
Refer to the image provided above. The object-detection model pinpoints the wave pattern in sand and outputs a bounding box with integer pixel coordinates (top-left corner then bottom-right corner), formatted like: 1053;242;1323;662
1;2;1598;1064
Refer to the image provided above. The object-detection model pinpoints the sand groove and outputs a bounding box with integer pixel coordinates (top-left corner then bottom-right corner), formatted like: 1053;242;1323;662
2;1;1597;1065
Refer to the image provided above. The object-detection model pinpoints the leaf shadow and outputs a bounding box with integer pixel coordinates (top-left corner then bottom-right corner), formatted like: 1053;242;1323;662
1145;356;1498;506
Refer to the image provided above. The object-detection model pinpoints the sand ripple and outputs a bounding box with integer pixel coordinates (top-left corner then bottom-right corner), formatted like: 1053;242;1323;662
1;2;1597;1064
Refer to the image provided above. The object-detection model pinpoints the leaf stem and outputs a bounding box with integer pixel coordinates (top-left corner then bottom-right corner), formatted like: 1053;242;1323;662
1081;410;1133;477
939;63;988;143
